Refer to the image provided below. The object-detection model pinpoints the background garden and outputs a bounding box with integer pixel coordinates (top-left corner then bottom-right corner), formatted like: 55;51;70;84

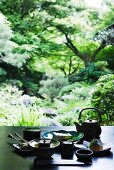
0;0;114;126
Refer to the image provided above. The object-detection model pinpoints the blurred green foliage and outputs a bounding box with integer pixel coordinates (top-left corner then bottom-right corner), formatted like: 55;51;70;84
70;61;112;83
39;74;69;100
91;74;114;125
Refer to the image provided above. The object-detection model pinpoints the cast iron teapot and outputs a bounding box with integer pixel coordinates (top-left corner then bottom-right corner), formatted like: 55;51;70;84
74;108;102;141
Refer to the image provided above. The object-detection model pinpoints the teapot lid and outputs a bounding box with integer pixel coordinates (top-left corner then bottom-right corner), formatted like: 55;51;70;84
84;119;98;123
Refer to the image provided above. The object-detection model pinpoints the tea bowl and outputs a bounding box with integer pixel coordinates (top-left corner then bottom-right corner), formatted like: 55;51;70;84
75;149;93;161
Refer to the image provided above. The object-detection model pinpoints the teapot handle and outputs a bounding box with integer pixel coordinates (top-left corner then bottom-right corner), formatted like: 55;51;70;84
78;107;102;122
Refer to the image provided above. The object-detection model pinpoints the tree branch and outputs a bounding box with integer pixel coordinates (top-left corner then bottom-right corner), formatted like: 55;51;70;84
91;41;106;61
56;25;90;67
56;25;85;60
68;56;72;75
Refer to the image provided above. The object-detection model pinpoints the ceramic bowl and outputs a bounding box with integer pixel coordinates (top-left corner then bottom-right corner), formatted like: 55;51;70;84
29;139;60;159
75;149;93;160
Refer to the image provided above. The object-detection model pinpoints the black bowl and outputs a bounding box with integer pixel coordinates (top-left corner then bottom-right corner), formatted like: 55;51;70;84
75;149;93;161
23;128;41;141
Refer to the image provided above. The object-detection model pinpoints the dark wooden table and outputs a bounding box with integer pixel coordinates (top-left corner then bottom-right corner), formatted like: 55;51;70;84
0;126;114;170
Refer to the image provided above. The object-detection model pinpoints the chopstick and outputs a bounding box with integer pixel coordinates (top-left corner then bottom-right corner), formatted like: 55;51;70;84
8;133;22;145
15;133;27;143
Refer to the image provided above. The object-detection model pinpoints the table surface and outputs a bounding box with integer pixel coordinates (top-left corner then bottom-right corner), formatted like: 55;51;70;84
0;126;114;170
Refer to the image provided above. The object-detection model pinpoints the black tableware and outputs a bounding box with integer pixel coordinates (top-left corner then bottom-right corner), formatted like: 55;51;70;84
29;139;60;159
75;149;93;161
60;141;74;159
74;107;102;141
23;128;41;141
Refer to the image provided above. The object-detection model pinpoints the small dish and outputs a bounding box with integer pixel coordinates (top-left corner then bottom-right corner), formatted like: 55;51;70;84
13;144;33;153
88;139;111;155
43;130;84;142
89;143;111;155
75;149;93;161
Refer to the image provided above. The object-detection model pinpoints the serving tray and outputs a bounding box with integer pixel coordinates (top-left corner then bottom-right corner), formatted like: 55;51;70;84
33;153;92;167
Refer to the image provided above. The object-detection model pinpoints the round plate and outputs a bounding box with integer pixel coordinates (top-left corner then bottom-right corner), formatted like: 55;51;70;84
42;130;84;142
29;139;60;149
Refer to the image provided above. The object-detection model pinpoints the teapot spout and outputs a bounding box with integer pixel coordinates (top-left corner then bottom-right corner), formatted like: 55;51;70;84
74;122;81;132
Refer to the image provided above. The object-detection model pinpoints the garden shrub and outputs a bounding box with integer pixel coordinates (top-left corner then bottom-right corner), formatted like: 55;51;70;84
57;111;78;126
59;82;94;105
71;83;93;101
59;82;83;97
69;61;111;83
91;74;114;124
0;68;7;82
0;82;42;126
39;74;69;101
0;82;67;126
